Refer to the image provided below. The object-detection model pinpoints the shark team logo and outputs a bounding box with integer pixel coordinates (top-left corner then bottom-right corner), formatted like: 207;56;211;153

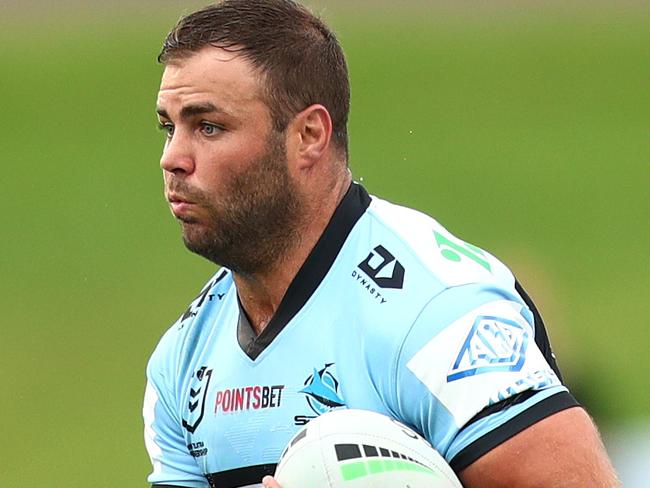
447;316;529;382
302;363;345;415
294;363;345;425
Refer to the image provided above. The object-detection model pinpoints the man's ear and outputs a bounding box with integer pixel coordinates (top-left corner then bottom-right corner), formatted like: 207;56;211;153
286;104;333;170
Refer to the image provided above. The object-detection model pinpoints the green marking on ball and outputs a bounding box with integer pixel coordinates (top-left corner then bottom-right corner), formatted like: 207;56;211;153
340;459;437;481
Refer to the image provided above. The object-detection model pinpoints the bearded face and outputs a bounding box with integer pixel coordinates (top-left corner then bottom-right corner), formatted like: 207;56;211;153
166;131;302;274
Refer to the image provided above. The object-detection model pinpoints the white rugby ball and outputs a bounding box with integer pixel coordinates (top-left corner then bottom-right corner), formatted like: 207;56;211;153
274;409;463;487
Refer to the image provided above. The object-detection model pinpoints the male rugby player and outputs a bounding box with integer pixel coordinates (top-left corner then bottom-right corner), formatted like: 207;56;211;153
144;1;620;487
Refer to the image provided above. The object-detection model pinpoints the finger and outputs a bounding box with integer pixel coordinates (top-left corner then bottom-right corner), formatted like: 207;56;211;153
262;475;282;488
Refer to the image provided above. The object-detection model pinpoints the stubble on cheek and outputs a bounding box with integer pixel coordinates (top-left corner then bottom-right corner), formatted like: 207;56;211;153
169;135;303;274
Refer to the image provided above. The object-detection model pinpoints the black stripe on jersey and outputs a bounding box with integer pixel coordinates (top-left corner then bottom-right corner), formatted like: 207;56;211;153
238;182;372;360
448;391;579;473
464;389;538;426
206;464;277;488
461;279;565;429
459;279;572;440
515;280;564;381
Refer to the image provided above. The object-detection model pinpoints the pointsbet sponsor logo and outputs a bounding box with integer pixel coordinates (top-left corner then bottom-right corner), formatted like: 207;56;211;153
214;385;285;414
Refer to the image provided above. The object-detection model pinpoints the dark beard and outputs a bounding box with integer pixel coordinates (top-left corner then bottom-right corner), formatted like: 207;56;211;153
170;133;302;274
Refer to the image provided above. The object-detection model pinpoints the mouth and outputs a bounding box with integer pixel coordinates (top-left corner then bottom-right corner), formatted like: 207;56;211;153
167;193;196;217
167;192;193;204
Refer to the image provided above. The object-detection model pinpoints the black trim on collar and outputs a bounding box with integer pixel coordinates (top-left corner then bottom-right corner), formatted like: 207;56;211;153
238;182;371;360
237;298;257;353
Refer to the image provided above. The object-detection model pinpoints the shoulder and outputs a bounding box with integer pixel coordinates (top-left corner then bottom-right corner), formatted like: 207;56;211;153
353;193;561;384
352;193;527;374
363;194;515;292
146;269;234;383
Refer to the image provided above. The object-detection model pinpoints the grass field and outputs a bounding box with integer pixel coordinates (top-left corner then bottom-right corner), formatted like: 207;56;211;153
1;3;648;486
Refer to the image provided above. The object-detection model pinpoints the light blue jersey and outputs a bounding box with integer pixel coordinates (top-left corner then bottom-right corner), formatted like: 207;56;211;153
143;183;577;487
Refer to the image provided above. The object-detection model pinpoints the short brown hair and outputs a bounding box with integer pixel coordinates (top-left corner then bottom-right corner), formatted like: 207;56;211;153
159;0;350;158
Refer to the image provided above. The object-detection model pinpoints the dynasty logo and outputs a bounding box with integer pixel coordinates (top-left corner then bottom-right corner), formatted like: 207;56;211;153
352;245;405;304
178;270;228;327
294;363;345;425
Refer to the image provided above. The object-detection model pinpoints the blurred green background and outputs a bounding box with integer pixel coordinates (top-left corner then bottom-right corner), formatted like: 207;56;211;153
1;1;648;486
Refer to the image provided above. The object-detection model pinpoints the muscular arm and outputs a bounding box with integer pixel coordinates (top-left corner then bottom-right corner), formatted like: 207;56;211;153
458;407;620;488
261;407;619;488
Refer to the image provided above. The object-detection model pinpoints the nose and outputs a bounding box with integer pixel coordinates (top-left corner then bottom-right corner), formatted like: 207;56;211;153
160;132;195;175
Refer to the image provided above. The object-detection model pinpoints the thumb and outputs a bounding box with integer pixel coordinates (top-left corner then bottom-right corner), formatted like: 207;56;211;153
262;475;280;487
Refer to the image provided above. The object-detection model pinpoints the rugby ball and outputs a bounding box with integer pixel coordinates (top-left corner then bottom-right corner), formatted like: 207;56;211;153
274;409;463;487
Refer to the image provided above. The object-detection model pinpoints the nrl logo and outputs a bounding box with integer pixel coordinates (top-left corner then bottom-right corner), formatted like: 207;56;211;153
182;366;213;433
447;316;529;382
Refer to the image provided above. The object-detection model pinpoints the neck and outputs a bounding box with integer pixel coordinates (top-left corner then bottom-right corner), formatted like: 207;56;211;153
234;172;351;335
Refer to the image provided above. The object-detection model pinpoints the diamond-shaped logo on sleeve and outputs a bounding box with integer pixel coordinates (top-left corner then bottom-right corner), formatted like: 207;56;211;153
447;316;529;382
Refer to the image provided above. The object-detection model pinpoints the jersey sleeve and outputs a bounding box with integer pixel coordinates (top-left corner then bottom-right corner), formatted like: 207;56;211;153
143;341;209;488
392;282;578;471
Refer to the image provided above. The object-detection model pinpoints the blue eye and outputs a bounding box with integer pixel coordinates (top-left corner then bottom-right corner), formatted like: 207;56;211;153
201;123;221;136
158;123;174;138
